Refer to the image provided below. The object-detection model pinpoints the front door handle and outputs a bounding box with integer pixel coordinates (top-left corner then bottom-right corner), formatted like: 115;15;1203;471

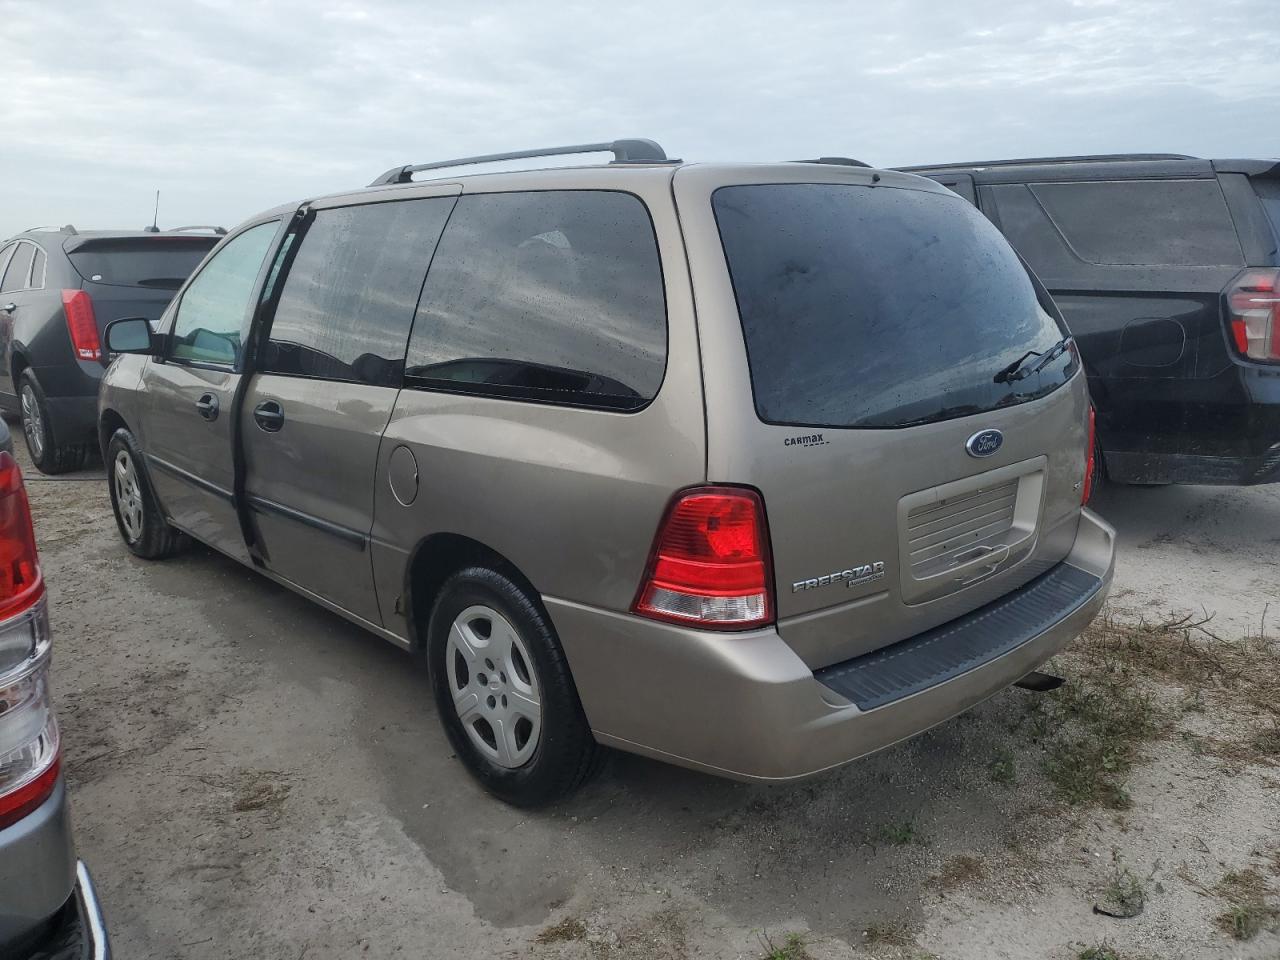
253;399;285;432
195;393;219;421
1;303;15;314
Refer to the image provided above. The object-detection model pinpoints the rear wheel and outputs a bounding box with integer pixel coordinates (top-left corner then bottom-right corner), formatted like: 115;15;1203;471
106;428;186;559
19;370;88;475
427;566;600;806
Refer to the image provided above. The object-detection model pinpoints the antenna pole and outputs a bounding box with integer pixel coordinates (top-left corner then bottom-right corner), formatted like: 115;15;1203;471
152;190;160;231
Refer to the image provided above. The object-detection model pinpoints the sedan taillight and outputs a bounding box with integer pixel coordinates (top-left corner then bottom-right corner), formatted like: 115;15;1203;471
0;451;57;830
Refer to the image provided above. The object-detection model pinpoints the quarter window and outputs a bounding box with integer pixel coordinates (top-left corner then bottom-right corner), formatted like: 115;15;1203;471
1028;179;1244;267
406;190;667;409
1;243;35;293
29;248;45;289
261;198;454;385
170;222;279;365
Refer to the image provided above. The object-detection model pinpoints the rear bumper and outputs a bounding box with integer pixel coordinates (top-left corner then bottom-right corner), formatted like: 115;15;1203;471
0;777;76;948
7;863;111;960
550;509;1114;783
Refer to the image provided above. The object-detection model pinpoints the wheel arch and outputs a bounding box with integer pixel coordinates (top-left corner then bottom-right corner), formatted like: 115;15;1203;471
98;408;129;462
403;532;544;656
11;348;30;387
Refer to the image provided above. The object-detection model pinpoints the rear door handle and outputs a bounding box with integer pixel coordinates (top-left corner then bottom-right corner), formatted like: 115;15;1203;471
195;393;219;421
1;303;15;314
253;399;284;432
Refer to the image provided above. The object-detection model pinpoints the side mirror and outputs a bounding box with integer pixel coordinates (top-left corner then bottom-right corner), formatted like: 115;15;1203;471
104;317;156;355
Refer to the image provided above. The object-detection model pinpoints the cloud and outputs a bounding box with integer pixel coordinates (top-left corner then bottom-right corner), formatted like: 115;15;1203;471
0;0;1275;236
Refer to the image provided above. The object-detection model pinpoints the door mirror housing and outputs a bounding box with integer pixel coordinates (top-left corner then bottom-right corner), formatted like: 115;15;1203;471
104;317;157;355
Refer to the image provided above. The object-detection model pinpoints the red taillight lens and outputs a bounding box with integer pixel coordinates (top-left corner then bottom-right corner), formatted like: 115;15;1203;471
61;289;101;361
633;487;774;629
1227;268;1280;362
0;451;56;829
1082;405;1097;505
0;452;41;622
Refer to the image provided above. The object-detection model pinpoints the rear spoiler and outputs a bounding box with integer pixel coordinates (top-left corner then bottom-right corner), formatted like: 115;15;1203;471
62;233;222;254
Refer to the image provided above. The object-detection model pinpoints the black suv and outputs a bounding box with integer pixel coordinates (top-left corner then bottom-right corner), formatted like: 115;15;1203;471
903;155;1280;485
0;226;222;473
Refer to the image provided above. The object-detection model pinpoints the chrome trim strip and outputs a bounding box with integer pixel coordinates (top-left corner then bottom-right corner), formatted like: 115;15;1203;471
76;861;112;960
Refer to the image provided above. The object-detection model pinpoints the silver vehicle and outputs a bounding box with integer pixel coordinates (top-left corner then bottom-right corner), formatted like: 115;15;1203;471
0;420;110;958
97;140;1114;806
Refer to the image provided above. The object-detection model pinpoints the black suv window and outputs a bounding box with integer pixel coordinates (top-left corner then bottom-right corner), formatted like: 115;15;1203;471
1;242;35;293
262;198;454;386
1027;179;1244;267
30;247;46;289
67;237;218;289
713;183;1073;429
1255;179;1280;242
170;222;279;365
406;191;667;409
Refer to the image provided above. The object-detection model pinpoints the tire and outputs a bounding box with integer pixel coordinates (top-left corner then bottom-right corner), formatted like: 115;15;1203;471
106;428;187;559
18;369;89;475
427;566;600;806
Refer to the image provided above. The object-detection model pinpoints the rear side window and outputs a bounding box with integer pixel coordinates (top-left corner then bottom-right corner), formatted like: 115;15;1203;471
1028;180;1243;266
170;223;279;365
713;183;1073;429
67;237;217;289
1255;179;1280;244
1;243;34;293
262;198;454;386
406;190;667;410
29;248;45;288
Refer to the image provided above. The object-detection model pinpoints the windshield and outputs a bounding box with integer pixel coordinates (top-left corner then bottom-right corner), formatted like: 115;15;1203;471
712;182;1075;429
68;236;217;289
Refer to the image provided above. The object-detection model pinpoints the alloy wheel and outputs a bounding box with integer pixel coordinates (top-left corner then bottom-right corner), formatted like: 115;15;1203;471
20;384;43;460
445;604;542;769
113;450;145;542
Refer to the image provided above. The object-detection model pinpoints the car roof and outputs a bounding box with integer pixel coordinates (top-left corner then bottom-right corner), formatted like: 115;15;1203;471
252;158;949;226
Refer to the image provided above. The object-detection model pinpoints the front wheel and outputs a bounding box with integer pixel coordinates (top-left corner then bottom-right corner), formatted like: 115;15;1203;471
427;566;600;806
106;428;187;559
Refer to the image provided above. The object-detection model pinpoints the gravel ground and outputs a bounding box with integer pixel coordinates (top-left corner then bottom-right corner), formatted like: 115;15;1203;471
17;431;1280;960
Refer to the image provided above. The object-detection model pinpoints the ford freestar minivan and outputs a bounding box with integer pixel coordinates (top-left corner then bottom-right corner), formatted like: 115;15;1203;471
97;140;1115;806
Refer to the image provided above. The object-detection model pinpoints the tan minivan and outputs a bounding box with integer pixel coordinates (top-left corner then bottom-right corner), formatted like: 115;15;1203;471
98;140;1115;806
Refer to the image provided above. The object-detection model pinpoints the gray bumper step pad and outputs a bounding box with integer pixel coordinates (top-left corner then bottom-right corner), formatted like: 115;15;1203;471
814;563;1103;711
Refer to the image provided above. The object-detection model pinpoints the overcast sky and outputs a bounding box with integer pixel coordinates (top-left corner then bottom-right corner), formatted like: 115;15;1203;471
2;0;1277;238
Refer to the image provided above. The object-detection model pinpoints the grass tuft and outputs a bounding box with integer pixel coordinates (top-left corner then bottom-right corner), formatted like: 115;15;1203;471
535;917;588;944
758;931;809;960
878;820;919;846
1214;868;1278;941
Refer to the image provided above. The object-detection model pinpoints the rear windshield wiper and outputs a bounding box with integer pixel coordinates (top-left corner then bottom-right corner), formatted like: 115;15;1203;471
993;336;1072;384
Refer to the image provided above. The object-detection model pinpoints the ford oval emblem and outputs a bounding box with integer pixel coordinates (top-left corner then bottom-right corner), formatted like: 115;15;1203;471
966;429;1004;458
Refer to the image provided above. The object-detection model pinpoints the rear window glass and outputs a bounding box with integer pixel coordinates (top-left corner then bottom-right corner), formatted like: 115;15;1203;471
406;190;667;410
263;197;454;386
1029;180;1243;266
68;237;217;289
712;183;1073;429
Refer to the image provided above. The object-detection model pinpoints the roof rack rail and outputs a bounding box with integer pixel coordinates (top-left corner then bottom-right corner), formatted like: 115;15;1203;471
170;225;228;235
25;224;77;235
900;153;1199;172
793;156;872;168
369;138;674;187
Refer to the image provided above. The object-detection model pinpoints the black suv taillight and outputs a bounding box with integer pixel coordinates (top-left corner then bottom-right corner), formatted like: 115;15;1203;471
1227;268;1280;362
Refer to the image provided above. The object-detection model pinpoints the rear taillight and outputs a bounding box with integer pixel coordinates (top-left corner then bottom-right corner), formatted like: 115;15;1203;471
1227;268;1280;362
1082;405;1097;505
61;289;101;361
0;451;56;830
632;487;774;630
